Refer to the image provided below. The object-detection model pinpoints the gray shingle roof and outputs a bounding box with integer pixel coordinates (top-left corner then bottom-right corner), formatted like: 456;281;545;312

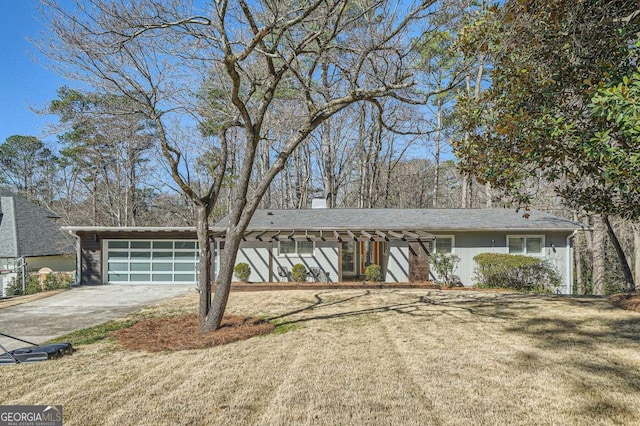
0;188;74;258
215;208;584;232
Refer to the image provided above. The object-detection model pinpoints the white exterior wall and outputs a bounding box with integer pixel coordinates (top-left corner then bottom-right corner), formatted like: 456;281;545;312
230;231;574;292
385;241;409;283
272;241;339;282
234;241;272;282
440;231;573;294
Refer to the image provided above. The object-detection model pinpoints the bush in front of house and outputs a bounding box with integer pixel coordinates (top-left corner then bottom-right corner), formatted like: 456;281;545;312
365;264;384;282
233;263;251;283
43;272;74;290
5;273;44;296
291;264;307;282
473;253;561;293
429;252;461;287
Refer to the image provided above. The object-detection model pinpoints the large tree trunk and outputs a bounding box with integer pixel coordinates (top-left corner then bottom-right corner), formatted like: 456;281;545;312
432;96;442;208
196;204;212;326
204;227;243;332
485;182;492;208
633;222;640;289
592;216;606;295
602;215;635;291
573;212;585;294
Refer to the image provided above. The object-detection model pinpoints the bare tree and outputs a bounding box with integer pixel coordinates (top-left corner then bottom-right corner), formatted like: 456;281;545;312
42;0;455;331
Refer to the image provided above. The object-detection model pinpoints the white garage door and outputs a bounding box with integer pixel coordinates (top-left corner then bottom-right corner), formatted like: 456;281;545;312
105;240;198;284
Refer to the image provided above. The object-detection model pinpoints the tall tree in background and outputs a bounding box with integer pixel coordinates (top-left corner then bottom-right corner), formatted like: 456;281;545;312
49;87;154;226
0;135;58;205
42;0;459;331
454;0;640;292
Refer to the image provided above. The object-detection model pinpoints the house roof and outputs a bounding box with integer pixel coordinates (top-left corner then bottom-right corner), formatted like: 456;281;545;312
0;188;74;258
215;208;585;232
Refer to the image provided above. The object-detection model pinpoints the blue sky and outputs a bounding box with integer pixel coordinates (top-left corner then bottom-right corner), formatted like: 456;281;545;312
0;1;68;144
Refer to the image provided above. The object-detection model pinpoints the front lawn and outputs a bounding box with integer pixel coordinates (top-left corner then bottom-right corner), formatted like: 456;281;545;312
2;289;640;425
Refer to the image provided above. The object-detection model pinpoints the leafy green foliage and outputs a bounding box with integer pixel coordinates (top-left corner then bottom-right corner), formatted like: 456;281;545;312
233;263;251;283
5;272;72;295
454;1;640;219
473;253;561;293
365;264;383;282
430;252;461;287
0;135;57;202
291;264;307;282
43;273;74;291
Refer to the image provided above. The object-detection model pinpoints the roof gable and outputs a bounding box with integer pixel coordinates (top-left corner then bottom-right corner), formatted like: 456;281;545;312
0;189;73;257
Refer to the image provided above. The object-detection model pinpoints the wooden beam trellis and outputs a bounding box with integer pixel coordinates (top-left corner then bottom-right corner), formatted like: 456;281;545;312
387;230;404;240
375;230;388;240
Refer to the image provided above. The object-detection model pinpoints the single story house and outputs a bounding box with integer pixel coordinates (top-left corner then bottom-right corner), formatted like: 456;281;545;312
1;188;75;294
63;206;584;294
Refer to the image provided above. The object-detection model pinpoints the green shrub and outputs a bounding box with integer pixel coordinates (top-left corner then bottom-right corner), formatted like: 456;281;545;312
365;264;383;282
233;263;251;283
4;275;24;296
25;274;41;295
43;272;73;290
473;253;561;293
429;252;461;287
291;264;307;282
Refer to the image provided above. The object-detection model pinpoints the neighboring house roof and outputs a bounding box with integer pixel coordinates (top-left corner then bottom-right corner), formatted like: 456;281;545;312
0;188;74;258
215;208;585;232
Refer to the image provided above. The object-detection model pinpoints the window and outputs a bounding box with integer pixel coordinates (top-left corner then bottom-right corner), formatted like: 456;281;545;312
508;236;544;255
430;236;454;254
278;241;314;256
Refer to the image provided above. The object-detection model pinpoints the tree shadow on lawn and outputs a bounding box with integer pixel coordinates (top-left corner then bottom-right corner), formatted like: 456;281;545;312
270;289;640;422
270;289;542;326
505;305;640;422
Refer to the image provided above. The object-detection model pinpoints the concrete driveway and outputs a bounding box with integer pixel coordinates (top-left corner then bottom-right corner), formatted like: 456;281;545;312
0;285;193;350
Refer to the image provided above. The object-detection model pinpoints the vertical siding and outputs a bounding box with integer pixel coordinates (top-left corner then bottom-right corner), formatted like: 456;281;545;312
78;232;102;285
385;241;409;283
444;231;572;294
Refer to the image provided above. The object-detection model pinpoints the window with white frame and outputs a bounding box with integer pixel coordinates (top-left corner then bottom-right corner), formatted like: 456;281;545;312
508;236;544;255
429;236;454;254
279;240;314;256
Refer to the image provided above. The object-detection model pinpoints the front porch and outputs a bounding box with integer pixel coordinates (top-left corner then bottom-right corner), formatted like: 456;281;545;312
217;229;435;283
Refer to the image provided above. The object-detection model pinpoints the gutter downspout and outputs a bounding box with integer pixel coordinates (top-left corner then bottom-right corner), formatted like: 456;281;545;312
566;230;578;295
66;230;82;287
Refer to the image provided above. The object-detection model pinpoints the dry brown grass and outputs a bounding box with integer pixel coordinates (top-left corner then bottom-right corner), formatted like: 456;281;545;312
2;289;640;425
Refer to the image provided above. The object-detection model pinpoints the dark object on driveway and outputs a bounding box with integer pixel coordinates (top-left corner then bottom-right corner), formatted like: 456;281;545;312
0;332;75;365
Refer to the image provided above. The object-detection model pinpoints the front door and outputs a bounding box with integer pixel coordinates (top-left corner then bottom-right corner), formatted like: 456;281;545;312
360;241;380;272
408;241;430;282
341;241;357;278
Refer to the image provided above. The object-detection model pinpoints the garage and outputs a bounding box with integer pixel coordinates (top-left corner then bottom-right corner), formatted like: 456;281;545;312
105;240;199;284
63;227;203;285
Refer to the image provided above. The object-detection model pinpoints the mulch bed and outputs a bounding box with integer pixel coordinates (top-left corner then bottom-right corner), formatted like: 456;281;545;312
229;281;512;292
230;281;440;291
609;293;640;314
112;314;274;352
